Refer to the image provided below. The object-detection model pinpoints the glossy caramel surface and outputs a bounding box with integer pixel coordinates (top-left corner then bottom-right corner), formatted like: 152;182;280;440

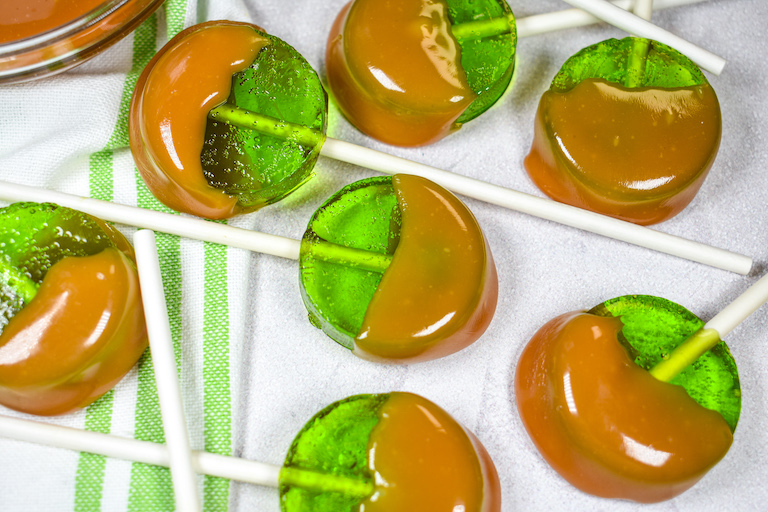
130;22;266;219
0;248;147;416
355;174;497;362
515;312;733;503
361;392;501;511
525;79;720;225
326;0;475;146
0;0;104;43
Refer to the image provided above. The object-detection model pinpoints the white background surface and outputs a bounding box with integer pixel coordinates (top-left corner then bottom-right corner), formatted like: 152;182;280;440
1;0;767;510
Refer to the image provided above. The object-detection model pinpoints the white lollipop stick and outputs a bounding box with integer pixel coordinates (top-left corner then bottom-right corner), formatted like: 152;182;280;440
0;181;300;259
134;230;201;512
0;179;752;274
517;0;703;38
706;272;768;337
633;0;654;20
0;413;373;495
559;0;725;74
0;414;280;487
651;272;768;382
320;141;752;275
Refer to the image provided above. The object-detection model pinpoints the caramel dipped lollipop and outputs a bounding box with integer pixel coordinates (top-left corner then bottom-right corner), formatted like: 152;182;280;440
526;0;725;225
515;273;768;502
325;0;516;147
525;37;720;224
0;390;501;511
0;202;147;416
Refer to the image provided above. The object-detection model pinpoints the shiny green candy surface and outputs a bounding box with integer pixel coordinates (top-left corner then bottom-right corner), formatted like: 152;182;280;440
448;0;517;123
280;394;384;511
299;177;398;351
589;295;741;431
202;30;328;209
0;202;117;332
551;37;708;92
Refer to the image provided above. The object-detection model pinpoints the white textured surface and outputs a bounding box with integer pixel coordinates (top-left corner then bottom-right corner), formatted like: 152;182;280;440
1;0;767;511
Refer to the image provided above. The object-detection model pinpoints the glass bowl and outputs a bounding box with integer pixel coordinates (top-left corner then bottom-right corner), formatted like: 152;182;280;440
0;0;165;84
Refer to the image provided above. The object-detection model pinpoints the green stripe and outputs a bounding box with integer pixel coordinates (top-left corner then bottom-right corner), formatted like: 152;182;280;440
73;392;114;512
127;179;183;512
89;151;114;203
74;13;158;512
164;0;187;38
203;240;231;511
128;0;236;512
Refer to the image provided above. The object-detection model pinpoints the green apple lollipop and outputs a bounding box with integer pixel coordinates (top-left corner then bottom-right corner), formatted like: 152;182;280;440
130;21;327;220
525;36;721;225
299;174;498;363
281;392;501;511
0;203;147;416
0;391;501;511
325;0;517;146
514;284;767;502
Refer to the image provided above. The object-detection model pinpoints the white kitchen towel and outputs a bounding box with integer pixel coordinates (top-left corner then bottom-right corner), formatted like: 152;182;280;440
1;1;768;512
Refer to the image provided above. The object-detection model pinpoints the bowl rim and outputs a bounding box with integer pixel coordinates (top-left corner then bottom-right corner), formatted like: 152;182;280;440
0;0;129;54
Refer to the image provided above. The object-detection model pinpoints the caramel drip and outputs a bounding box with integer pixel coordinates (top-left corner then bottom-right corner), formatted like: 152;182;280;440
131;22;266;219
525;79;720;225
354;174;497;362
515;312;733;503
326;0;475;146
0;249;147;416
361;392;500;512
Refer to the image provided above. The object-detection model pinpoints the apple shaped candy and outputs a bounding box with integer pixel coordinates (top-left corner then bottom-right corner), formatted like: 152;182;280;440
281;392;501;511
525;37;721;225
326;0;517;147
0;203;147;416
130;21;327;219
299;174;498;363
515;294;739;502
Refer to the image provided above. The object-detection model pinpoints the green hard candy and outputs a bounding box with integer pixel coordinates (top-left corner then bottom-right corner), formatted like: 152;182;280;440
550;37;708;92
299;177;399;351
280;394;385;512
448;0;517;124
0;202;117;333
589;295;741;432
201;30;328;209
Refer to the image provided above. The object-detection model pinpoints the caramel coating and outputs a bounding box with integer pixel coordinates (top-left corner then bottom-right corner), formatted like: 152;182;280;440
355;175;498;362
362;392;501;511
326;0;475;146
525;79;720;225
0;248;147;416
515;312;732;502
